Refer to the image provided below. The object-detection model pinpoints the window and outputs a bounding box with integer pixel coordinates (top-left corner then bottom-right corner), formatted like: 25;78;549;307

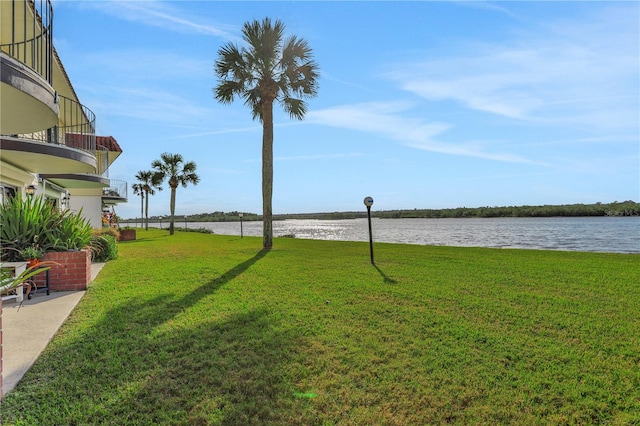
0;185;16;204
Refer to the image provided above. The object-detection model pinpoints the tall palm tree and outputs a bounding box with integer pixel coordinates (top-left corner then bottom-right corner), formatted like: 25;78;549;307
131;183;145;228
134;170;163;230
214;17;319;249
151;153;199;236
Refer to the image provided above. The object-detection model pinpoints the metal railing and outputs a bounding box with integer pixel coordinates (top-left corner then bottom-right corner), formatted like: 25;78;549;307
15;95;96;153
103;179;128;201
0;0;54;84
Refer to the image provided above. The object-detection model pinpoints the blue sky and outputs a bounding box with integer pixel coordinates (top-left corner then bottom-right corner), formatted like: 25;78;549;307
52;1;639;218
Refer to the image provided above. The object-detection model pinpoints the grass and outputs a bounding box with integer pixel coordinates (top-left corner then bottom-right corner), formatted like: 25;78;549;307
1;229;638;425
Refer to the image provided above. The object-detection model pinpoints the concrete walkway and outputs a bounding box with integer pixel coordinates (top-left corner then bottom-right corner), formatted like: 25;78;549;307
1;262;105;396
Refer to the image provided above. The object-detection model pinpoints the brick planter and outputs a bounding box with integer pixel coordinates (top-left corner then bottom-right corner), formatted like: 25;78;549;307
35;250;91;291
119;229;136;241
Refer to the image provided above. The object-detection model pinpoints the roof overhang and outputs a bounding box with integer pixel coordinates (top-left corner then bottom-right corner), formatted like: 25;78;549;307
39;173;109;189
103;195;128;205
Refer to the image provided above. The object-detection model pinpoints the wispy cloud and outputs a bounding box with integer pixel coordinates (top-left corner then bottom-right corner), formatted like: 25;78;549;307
170;126;262;140
522;135;638;148
321;72;373;92
82;0;239;41
449;0;520;19
82;50;213;81
308;102;540;164
86;86;213;125
308;101;450;138
446;171;554;184
275;153;363;162
385;5;639;131
242;152;364;164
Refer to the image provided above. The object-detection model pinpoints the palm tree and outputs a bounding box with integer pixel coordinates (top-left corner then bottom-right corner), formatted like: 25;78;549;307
151;153;200;236
131;183;145;228
134;170;163;230
214;17;319;249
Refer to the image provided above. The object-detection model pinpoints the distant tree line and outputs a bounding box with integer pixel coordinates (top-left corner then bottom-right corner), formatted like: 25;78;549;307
184;211;261;222
372;201;639;219
122;201;638;224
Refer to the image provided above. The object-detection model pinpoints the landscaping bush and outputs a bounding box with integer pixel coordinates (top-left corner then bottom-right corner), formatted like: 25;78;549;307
93;226;120;241
89;234;118;262
0;194;93;261
172;226;213;234
57;208;92;251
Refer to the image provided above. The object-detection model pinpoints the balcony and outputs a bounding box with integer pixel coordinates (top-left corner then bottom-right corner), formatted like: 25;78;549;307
0;0;58;134
1;95;97;174
102;179;128;205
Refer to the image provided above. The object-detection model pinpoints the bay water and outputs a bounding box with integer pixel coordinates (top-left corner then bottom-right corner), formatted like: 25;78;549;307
147;217;639;254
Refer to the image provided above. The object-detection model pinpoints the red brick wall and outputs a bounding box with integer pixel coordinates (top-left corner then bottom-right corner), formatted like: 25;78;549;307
37;250;91;291
119;229;136;241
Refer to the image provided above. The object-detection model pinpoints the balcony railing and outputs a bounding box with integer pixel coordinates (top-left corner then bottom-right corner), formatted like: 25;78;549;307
103;180;128;201
13;95;96;153
0;0;54;84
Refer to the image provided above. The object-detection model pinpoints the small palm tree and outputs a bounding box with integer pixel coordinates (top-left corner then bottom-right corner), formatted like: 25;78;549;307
151;153;200;235
134;170;163;230
131;183;145;228
214;17;319;249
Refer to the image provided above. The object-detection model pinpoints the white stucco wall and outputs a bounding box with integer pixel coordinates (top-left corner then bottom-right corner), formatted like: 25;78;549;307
69;195;103;228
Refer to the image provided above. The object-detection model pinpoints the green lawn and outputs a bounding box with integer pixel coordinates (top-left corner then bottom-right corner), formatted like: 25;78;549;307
2;229;638;425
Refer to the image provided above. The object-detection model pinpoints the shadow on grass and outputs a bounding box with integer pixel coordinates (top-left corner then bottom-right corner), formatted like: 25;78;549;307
1;248;314;424
185;248;269;303
117;234;166;244
374;264;398;284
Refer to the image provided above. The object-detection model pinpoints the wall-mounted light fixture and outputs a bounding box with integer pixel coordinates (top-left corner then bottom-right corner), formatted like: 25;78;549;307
26;185;37;196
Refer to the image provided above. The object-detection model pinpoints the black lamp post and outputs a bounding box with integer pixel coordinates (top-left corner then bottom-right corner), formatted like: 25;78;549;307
364;196;374;264
239;213;244;238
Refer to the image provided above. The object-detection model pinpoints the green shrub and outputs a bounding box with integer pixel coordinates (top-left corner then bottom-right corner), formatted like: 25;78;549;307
57;209;92;251
19;245;45;260
173;226;213;234
0;194;92;261
0;194;62;259
89;235;118;262
93;227;121;240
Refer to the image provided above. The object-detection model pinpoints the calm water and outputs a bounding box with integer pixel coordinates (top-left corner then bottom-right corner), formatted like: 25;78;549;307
151;217;639;253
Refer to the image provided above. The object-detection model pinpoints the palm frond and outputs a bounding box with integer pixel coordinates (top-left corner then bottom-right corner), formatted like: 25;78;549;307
215;80;244;104
215;43;245;77
153;154;200;189
280;97;307;120
243;87;264;122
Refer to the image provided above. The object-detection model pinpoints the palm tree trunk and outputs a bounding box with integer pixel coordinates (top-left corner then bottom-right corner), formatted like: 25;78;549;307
140;194;144;228
262;99;274;249
144;190;150;230
169;185;177;236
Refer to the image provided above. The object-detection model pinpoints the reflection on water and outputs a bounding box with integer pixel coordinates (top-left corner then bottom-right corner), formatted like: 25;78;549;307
152;217;639;253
